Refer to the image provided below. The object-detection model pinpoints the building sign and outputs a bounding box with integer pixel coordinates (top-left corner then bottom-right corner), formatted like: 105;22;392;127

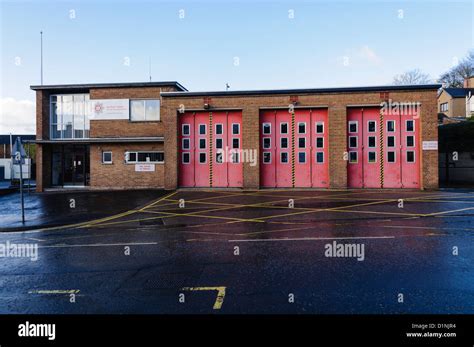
422;141;438;150
91;99;129;120
135;164;155;172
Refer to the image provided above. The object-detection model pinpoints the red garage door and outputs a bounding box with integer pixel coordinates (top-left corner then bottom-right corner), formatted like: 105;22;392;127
260;108;329;188
179;111;243;187
347;107;420;188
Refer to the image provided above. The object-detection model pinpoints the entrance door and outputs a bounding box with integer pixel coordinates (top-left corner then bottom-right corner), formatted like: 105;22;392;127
64;146;86;186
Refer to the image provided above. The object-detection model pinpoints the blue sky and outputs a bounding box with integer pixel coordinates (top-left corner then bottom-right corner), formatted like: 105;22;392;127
0;0;473;132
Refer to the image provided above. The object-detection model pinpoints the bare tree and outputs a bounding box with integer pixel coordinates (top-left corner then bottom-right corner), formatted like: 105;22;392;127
393;69;432;85
438;50;474;87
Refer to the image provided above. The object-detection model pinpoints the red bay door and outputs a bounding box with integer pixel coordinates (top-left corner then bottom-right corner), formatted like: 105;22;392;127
400;109;420;188
227;111;243;187
311;108;329;188
260;110;277;187
178;112;195;187
294;109;311;187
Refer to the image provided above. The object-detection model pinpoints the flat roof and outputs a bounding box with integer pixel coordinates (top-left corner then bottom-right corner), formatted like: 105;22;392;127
31;137;164;144
162;84;442;97
30;81;187;92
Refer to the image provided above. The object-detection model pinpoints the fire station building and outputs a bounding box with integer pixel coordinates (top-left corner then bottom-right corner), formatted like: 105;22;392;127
31;82;441;192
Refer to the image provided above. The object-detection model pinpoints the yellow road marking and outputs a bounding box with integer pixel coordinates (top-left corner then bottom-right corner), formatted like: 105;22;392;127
181;286;226;310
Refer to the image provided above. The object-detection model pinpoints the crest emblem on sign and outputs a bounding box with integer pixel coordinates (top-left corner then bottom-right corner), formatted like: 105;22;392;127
94;102;104;114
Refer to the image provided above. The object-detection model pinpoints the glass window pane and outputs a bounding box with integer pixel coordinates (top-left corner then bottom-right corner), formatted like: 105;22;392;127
387;151;395;162
216;138;223;149
298;123;306;134
62;99;73;138
316;123;324;134
368;121;376;132
368;152;376;163
263;152;271;163
407;151;415;162
263;138;271;149
131;100;145;121
281;152;288;163
316;152;324;163
406;120;414;132
407;136;414;147
281;138;288;148
232;124;240;135
183;153;190;164
216;124;223;135
387;136;395;147
199;124;206;135
145;100;160;121
368;136;376;148
298;152;306;163
387;121;395;132
349;136;357;148
281;123;288;134
262;123;271;134
232;138;239;149
349;152;358;163
316;137;324;148
298;138;306;148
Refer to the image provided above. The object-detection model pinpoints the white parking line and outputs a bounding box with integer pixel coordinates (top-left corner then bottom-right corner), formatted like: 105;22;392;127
228;236;395;242
40;241;158;249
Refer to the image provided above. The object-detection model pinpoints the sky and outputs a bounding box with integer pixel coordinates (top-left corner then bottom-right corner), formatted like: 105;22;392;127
0;0;473;133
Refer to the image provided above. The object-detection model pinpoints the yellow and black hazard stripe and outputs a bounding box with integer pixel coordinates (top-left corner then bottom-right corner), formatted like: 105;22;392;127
379;109;384;188
209;112;213;187
291;111;296;188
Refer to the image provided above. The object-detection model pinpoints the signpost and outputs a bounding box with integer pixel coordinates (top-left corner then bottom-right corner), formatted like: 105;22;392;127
12;137;27;223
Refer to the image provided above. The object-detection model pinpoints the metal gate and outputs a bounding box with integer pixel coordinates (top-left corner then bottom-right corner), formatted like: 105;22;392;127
178;111;243;187
260;108;329;188
347;107;420;188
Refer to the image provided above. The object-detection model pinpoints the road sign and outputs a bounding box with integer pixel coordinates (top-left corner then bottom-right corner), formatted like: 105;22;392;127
12;137;27;165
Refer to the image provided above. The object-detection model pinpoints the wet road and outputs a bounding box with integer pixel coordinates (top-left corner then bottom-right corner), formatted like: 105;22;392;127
0;189;473;314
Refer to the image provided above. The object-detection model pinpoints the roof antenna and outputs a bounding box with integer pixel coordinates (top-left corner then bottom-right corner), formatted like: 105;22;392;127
226;83;230;91
40;31;43;85
148;57;152;82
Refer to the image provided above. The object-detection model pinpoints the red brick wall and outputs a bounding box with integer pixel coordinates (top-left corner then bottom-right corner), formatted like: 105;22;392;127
90;143;164;189
162;89;439;190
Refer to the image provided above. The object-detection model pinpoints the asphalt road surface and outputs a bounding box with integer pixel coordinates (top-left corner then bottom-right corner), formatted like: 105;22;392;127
0;189;473;314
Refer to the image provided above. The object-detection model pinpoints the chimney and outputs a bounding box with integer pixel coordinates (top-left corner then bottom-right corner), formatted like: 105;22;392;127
463;76;474;88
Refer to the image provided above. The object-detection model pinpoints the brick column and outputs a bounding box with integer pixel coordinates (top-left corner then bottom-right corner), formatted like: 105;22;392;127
328;105;347;188
242;106;259;189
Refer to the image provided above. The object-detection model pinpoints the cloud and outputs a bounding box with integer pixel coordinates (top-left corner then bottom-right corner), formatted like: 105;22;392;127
0;97;36;134
357;45;382;65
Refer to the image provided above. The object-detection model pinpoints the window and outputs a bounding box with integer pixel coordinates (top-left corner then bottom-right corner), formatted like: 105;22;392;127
280;123;288;134
298;152;306;163
348;121;358;133
316;152;324;163
216;138;223;149
182;138;190;150
50;94;91;139
406;136;414;147
262;123;271;134
406;120;414;132
349;136;358;148
349;151;358;163
263;138;271;149
368;121;376;133
407;151;415;163
387;151;396;163
263;152;271;164
199;138;206;149
130;99;160;121
368;136;376;148
232;152;239;163
216;152;223;164
387;136;395;147
182;152;190;164
199;124;206;135
232;138;240;149
281;152;289;163
281;138;288;148
316;137;324;148
102;151;112;164
199;153;206;164
316;122;324;134
298;137;306;148
182;124;190;136
232;123;240;135
215;124;223;135
298;122;306;134
368;151;376;163
387;120;395;132
440;102;448;112
126;151;164;163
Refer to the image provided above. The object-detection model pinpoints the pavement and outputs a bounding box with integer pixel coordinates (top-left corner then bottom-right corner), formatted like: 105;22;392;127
0;188;473;314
